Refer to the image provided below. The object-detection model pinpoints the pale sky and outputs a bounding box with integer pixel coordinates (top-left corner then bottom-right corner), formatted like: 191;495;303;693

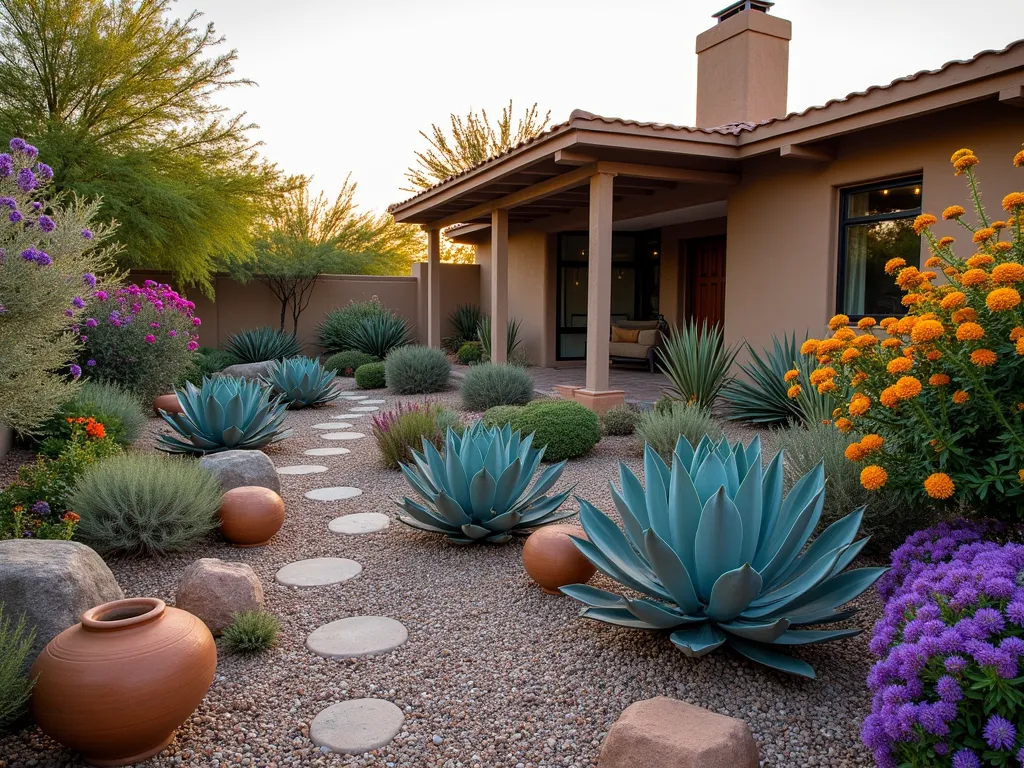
190;0;1024;214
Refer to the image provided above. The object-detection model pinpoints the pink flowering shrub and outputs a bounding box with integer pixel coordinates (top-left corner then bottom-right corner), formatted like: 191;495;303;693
862;527;1024;767
80;280;202;401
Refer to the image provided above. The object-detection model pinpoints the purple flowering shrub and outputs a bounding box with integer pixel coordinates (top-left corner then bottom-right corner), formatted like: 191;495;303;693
0;137;117;435
79;280;202;401
862;533;1024;767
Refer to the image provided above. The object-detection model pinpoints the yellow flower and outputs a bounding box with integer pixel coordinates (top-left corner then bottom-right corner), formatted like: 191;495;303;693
902;293;924;307
942;205;966;220
1018;337;1024;356
955;322;985;341
913;214;938;235
879;317;898;331
853;334;878;349
972;228;996;244
896;267;924;290
828;314;851;330
809;367;838;385
1010;327;1024;342
938;236;955;247
970;348;997;367
841;348;861;364
986;287;1021;312
929;373;951;386
993;220;1008;230
952;389;970;404
944;267;960;279
994;242;1014;253
926;350;943;362
910;319;944;344
951;148;974;163
852;371;868;386
1002;192;1024;211
787;384;802;399
881;338;902;349
800;339;820;355
832;408;842;418
884;257;907;275
895;316;919;336
940;292;967;310
817;338;845;355
925;256;942;268
887;357;913;374
924;472;955;500
845;443;866;461
817;380;836;394
833;327;857;342
784;369;800;382
835;417;853;433
849;394;871;416
860;465;888;491
880;386;901;408
894;376;922;399
860;434;884;452
1014;150;1024;168
966;254;995;269
992;263;1024;284
960;269;988;287
1019;469;1024;483
952;307;979;324
954;154;979;174
857;317;877;329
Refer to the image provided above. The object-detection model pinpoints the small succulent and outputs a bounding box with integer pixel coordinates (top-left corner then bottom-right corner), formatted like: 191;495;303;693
262;356;340;409
225;326;301;364
561;435;885;678
156;377;292;454
396;422;575;543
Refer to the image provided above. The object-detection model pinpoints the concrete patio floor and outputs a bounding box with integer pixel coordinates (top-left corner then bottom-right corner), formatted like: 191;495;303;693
454;364;669;404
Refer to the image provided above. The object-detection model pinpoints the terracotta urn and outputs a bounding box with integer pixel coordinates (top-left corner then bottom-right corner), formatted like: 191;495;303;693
218;485;285;547
31;598;216;767
522;523;596;595
152;393;183;415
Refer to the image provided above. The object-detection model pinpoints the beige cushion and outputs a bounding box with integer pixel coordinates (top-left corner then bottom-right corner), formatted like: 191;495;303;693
611;326;640;343
615;319;659;330
637;329;661;346
609;341;652;359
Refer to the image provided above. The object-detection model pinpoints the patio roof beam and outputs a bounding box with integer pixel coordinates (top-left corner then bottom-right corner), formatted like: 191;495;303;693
595;162;739;185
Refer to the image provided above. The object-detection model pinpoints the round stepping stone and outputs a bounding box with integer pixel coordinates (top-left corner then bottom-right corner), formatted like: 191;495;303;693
277;464;328;475
310;699;404;754
306;616;408;659
305;486;362;501
313;422;350;429
359;399;386;404
275;557;362;587
329;513;390;535
332;412;365;418
305;447;351;457
349;406;379;412
340;395;367;400
329;419;355;426
321;432;365;441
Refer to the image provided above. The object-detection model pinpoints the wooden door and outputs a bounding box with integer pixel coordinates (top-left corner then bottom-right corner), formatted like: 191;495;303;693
685;236;727;329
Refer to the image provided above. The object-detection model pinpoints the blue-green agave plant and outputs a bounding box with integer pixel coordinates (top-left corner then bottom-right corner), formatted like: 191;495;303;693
262;356;341;409
156;377;293;454
396;422;575;543
561;435;886;678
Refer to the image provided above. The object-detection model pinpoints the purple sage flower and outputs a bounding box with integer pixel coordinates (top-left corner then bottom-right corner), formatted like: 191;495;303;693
85;318;97;328
86;359;96;367
983;714;1015;751
8;210;22;223
83;273;96;287
72;296;85;309
36;162;52;180
81;229;93;240
9;138;26;153
0;154;12;177
144;334;156;344
951;749;981;768
38;214;55;233
30;501;49;515
0;196;15;209
17;167;36;192
30;201;41;211
68;364;81;379
34;252;51;266
94;290;108;301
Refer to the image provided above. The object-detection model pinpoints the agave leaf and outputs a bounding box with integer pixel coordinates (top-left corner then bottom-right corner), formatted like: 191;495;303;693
435;491;472;527
787;607;860;626
727;637;816;679
395;497;454;531
460;523;495;540
772;628;861;645
484;508;522;532
771;507;865;589
559;583;631;607
707;564;763;622
221;425;245;448
756;488;825;586
469;468;497;519
829;537;870;577
763;567;888;620
758;462;825;568
643;528;701;615
618;462;651;531
624;597;696;629
693;451;728;505
644;447;671;544
518;461;567;509
421;440;449;496
746;543;851;616
492;459;524;516
733;456;763;566
759;450;784;549
569;530;670;602
518;489;574;523
610;483;650;556
672;434;695;468
446;446;473;512
693;488;743;599
670;624;725;657
580;607;670;630
398;463;439;503
397;514;454;535
718;618;791;643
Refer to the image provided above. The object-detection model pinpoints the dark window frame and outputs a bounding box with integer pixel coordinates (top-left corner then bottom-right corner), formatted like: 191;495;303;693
836;175;923;320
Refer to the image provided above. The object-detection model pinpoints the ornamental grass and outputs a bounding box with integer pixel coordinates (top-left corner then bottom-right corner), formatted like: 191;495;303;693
793;146;1024;519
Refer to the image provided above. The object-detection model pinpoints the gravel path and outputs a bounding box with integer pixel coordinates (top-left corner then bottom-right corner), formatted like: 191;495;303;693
0;380;878;768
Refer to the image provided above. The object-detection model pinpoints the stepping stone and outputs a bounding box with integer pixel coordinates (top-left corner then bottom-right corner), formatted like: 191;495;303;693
275;557;362;587
306;616;408;659
305;486;362;501
321;432;365;441
312;422;349;429
340;395;367;400
277;465;328;475
329;513;390;535
359;399;386;404
304;447;351;457
332;412;365;418
329;419;355;426
349;406;379;412
310;699;404;754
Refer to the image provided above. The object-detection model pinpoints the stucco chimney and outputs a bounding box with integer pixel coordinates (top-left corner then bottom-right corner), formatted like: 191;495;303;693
695;1;791;128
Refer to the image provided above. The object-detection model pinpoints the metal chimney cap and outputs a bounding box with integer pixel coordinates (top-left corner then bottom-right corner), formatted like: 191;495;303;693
713;0;774;23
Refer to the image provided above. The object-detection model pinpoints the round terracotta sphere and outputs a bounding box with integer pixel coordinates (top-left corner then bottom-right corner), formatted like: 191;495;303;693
218;485;285;547
522;523;596;595
153;393;183;415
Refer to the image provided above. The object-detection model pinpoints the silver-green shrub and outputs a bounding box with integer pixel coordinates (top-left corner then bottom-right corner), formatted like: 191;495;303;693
601;404;640;436
0;603;34;731
75;382;147;444
222;610;280;654
635;402;724;461
385;346;451;394
460;363;533;411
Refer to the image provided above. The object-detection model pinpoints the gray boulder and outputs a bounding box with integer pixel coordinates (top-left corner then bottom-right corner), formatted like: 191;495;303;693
216;360;276;381
175;558;264;635
0;540;123;672
199;449;280;493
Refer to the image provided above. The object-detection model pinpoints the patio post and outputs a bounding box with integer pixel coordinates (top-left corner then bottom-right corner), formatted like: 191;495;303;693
426;227;441;348
576;171;626;412
490;209;509;364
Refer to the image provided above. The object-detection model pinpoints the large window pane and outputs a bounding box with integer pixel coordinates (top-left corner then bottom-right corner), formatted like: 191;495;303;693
845;182;921;218
842;218;917;316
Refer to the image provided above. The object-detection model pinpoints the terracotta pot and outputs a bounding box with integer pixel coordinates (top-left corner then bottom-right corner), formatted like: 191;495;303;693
218;485;285;547
522;524;596;595
31;598;216;767
152;393;183;415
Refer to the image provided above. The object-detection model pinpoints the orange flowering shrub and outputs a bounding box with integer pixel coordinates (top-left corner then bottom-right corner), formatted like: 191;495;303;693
796;146;1024;517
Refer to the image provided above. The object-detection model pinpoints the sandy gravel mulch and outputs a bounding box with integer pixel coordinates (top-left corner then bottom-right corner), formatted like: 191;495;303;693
0;382;878;768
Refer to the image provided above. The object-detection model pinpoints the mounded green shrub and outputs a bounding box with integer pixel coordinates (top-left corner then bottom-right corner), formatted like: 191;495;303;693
318;300;391;353
75;381;147;444
72;454;222;556
480;405;523;428
222;610;280;654
0;603;35;731
456;341;484;365
601;404;640;436
324;350;379;377
460;363;534;411
384;346;451;395
635;402;724;461
355;362;386;390
509;399;600;461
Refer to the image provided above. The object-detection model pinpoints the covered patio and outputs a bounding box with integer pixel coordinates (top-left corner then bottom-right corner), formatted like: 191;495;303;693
453;363;670;405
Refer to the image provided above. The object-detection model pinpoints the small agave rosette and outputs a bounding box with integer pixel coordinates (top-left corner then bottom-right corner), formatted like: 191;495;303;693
262;356;340;409
156;376;292;454
561;434;886;678
396;423;576;543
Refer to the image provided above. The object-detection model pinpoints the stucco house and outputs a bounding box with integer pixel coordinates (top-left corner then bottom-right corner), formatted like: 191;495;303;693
389;0;1024;410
